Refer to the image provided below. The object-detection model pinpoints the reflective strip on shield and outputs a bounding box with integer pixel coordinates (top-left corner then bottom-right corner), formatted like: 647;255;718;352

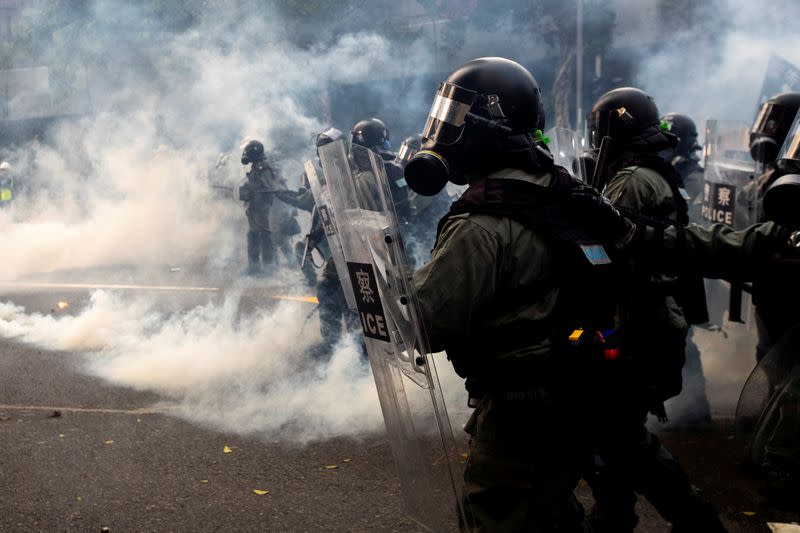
0;188;11;201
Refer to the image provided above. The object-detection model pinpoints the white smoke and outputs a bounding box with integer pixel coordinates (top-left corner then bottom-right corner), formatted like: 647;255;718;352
0;1;434;282
638;0;800;127
0;1;452;443
0;290;384;442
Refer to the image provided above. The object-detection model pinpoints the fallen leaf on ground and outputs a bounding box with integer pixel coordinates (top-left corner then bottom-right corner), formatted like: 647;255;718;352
223;445;232;453
252;489;270;495
0;416;12;421
200;480;209;483
59;434;65;438
740;511;756;516
104;440;114;445
342;458;351;463
324;465;339;470
460;452;469;460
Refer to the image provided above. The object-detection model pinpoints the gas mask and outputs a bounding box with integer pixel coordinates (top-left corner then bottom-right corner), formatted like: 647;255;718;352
404;81;513;196
750;135;780;165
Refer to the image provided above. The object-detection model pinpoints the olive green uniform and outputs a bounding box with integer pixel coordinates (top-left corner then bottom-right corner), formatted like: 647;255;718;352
413;168;591;533
411;165;788;532
589;163;787;532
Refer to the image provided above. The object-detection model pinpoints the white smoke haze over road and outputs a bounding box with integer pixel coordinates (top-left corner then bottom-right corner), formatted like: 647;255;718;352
0;290;386;442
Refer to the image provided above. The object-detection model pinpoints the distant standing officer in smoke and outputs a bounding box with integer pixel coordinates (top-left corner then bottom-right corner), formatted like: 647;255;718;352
239;139;279;276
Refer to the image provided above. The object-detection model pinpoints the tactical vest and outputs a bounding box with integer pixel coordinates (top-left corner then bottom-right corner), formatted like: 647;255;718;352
616;155;709;325
435;167;625;390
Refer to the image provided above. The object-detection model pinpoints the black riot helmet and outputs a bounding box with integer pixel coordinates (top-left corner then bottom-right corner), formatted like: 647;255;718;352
405;57;548;196
241;139;265;165
395;134;423;168
350;118;390;150
750;92;800;165
589;87;677;152
662;112;701;157
315;126;343;158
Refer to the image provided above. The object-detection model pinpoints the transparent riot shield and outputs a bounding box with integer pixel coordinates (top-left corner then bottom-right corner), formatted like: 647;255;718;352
545;127;586;181
303;161;356;308
702;119;756;229
736;323;800;471
318;138;469;532
692;120;760;402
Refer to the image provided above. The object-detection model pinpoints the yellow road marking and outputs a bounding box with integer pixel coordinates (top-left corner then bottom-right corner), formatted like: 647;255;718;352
0;282;319;304
0;404;167;415
0;281;220;292
271;294;319;304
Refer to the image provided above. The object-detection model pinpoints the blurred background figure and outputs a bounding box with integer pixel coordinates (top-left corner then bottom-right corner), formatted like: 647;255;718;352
0;161;14;208
350;118;411;223
239;139;280;276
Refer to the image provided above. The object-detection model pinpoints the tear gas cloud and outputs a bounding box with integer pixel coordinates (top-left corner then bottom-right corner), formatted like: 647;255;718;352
0;1;438;280
0;0;794;437
637;0;800;128
0;290;387;442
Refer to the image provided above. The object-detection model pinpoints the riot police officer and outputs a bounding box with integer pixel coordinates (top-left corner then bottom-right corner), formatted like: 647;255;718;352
277;128;361;358
405;56;626;532
350;118;412;222
745;92;800;362
240;140;279;275
743;97;800;500
662;112;704;221
586;87;725;532
661;111;713;429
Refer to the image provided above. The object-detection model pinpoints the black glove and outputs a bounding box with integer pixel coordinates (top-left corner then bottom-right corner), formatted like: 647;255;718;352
568;187;637;247
274;189;301;204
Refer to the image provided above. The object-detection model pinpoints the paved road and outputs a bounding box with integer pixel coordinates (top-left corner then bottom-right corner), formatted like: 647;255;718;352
1;287;798;532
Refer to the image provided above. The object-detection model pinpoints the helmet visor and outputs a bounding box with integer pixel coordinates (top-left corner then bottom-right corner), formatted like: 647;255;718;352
752;102;793;137
421;81;476;146
397;141;417;165
778;109;800;162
